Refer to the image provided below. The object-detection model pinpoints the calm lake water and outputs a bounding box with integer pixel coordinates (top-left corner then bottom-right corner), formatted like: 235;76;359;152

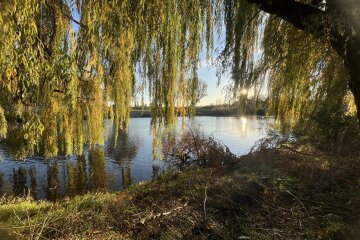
0;116;271;200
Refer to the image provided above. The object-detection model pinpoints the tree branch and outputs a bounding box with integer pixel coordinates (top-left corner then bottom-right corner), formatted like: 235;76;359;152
247;0;324;31
61;11;88;29
326;0;360;10
246;0;360;122
49;0;88;29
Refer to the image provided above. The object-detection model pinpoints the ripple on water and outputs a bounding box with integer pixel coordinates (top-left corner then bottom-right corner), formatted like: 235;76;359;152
0;116;272;200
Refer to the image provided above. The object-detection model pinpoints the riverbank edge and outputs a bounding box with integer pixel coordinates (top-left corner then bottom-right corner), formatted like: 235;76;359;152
129;108;266;118
0;141;359;239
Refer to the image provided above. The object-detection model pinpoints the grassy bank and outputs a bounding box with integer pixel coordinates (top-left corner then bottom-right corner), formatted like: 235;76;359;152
0;138;359;239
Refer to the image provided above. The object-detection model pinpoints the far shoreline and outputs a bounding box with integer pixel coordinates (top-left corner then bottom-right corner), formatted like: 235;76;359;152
130;106;266;118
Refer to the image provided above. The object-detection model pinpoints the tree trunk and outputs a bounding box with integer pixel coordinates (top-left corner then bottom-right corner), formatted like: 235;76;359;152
345;42;360;122
325;20;360;123
246;0;360;122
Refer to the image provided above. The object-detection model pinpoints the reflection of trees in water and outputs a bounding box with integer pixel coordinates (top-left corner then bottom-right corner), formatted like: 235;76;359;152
9;167;37;199
76;156;88;193
4;121;172;199
65;156;88;197
106;129;138;160
47;163;61;201
67;148;108;196
12;167;28;197
121;164;132;189
28;167;37;199
6;157;90;200
107;129;139;189
89;146;107;190
0;171;4;195
66;163;77;197
6;146;110;200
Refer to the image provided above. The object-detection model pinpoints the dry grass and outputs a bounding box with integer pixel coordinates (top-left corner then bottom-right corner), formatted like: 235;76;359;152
1;132;359;239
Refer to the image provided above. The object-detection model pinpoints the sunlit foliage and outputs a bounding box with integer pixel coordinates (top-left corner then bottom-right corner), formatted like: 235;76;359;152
0;0;224;159
262;17;351;131
0;0;357;158
0;106;7;138
220;2;358;139
262;17;356;139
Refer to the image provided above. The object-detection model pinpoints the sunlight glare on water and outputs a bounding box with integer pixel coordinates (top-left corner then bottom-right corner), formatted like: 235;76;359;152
0;116;272;200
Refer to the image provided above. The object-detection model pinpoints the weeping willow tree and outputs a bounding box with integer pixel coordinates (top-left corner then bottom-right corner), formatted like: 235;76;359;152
0;0;358;158
0;0;222;159
262;17;357;142
220;0;359;144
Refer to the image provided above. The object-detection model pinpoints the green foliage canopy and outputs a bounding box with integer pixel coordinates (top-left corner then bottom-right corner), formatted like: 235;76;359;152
0;0;358;158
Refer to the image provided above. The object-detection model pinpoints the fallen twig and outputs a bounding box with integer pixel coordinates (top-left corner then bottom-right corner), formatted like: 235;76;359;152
204;186;208;218
140;201;189;224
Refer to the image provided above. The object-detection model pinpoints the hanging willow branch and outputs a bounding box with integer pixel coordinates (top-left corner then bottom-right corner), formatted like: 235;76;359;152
0;0;358;159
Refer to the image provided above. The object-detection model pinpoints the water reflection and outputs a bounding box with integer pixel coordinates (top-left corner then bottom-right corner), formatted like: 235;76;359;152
0;171;3;195
2;127;144;200
66;162;77;197
89;146;107;190
46;163;61;201
29;167;37;199
240;116;248;135
76;156;88;194
107;129;139;189
12;167;28;197
0;117;270;200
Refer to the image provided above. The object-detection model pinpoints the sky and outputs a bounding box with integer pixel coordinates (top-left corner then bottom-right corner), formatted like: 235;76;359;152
197;54;231;106
70;8;230;107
